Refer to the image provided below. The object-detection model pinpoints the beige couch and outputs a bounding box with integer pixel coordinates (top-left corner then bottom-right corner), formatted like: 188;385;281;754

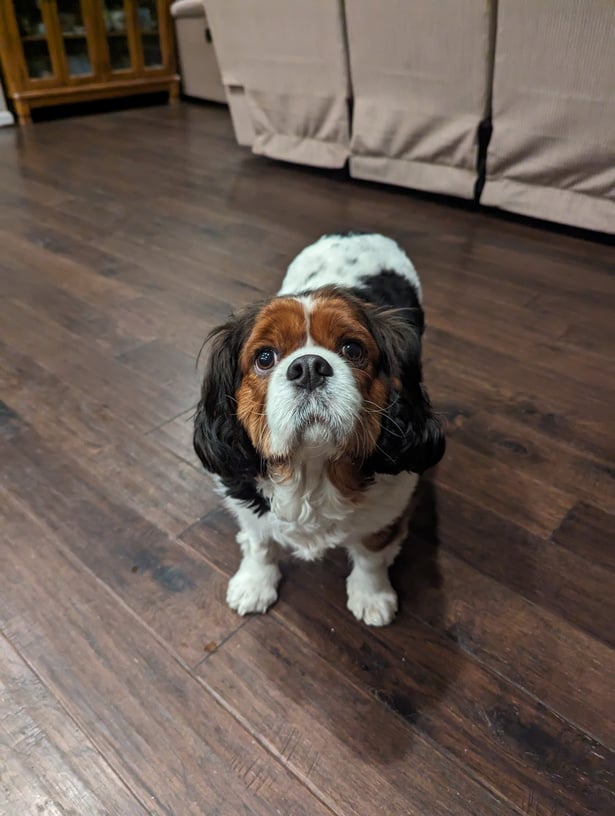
171;1;226;104
482;0;615;233
346;0;495;201
204;0;350;167
195;0;614;233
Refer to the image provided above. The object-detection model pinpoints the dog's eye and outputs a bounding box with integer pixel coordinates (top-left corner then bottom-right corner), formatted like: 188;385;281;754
340;340;365;364
254;347;278;373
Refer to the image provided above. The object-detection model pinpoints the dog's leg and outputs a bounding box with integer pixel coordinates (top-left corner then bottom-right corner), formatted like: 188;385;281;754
346;540;400;626
227;528;281;616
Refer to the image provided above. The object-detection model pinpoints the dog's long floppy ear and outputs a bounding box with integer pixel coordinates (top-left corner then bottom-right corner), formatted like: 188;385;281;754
365;306;445;476
193;304;264;484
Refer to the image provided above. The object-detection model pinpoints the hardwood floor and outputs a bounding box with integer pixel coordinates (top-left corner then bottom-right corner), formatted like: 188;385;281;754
0;102;613;816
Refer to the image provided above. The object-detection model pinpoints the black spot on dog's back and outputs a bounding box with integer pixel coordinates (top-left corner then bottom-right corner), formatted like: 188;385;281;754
352;269;423;332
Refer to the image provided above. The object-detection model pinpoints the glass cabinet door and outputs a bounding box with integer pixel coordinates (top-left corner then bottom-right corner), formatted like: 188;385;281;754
101;0;134;73
12;0;57;81
136;0;162;69
55;0;93;77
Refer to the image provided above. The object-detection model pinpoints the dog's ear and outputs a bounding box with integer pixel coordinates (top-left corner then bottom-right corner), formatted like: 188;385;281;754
193;305;264;483
365;306;445;476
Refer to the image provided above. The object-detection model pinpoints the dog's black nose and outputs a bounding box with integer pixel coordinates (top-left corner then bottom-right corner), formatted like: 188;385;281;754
286;354;333;391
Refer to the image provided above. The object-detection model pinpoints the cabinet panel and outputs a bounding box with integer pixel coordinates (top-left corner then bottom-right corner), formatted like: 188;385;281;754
54;0;106;83
10;0;62;87
100;0;138;75
0;0;179;124
139;0;164;69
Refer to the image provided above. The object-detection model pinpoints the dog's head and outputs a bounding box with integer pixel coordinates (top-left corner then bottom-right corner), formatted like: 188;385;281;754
194;287;444;486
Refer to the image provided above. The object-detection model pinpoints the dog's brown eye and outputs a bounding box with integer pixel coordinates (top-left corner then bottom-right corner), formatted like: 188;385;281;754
255;348;278;373
340;341;365;363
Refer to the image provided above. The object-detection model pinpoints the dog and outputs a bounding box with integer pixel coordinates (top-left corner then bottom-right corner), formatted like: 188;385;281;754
194;232;445;626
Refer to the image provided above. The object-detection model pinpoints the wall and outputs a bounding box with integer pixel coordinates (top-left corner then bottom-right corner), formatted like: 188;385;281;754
0;81;15;126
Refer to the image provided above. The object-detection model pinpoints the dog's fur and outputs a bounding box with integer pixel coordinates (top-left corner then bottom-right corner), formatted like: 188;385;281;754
194;233;445;625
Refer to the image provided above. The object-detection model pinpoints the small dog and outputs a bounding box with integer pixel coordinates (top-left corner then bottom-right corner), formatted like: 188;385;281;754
194;233;445;626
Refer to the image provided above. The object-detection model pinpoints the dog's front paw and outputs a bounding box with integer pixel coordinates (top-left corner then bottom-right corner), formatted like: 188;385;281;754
227;563;281;616
346;575;398;627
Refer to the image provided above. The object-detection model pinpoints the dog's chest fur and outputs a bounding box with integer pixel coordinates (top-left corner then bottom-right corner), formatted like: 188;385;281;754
222;465;418;561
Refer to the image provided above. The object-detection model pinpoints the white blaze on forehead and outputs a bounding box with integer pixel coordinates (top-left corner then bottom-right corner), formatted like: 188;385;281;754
291;293;314;343
264;301;363;458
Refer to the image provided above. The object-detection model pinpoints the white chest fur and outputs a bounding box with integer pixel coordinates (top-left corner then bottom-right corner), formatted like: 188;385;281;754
222;465;418;561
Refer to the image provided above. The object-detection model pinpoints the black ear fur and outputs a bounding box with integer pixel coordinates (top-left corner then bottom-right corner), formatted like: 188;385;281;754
364;306;445;476
193;304;270;514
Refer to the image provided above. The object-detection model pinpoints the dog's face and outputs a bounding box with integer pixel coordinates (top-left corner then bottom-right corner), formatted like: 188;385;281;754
236;292;387;460
194;287;444;492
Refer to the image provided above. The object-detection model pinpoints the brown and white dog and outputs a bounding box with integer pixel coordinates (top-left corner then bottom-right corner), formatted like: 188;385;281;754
194;233;445;625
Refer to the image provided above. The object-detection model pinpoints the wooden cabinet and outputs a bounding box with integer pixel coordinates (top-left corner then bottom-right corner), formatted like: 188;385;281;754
0;1;179;123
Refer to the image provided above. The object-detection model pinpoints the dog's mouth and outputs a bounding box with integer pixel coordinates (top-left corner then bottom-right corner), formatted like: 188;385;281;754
294;392;333;425
288;398;352;450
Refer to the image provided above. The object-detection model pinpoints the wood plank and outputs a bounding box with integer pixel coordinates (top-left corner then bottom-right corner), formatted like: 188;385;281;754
0;259;144;358
555;310;615;357
428;294;615;394
0;228;139;309
92;223;269;302
116;339;201;392
0;341;119;456
0;496;334;816
146;408;200;469
0;633;148;816
0;171;70;210
408;546;615;747
422;255;614;362
0;209;154;289
434;436;574;537
426;325;614;425
0;340;148;456
421;484;615;649
553;503;615;572
1;431;230;667
197;617;520;816
107;292;232;359
0;343;214;530
446;410;615;513
425;344;614;467
95;227;283;301
0;298;189;430
86;434;215;538
182;509;614;815
459;232;615;301
0;209;260;360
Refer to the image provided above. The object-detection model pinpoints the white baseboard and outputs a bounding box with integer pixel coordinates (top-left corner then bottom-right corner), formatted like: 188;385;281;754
0;110;15;127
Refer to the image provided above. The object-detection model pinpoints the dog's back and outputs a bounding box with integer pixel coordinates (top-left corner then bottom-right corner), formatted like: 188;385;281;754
279;232;423;307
